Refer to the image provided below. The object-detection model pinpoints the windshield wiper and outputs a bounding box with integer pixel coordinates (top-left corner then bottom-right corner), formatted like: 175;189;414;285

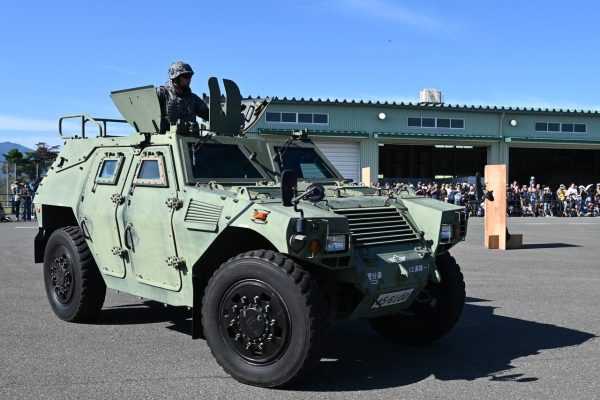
191;133;214;166
272;130;310;165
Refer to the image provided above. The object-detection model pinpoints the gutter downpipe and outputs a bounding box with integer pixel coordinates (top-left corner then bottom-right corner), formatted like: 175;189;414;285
499;112;507;180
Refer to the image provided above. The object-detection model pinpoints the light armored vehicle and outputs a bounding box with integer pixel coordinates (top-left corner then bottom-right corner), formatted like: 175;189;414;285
34;78;468;387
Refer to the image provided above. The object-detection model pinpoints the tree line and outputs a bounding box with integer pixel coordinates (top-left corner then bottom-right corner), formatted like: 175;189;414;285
2;142;60;179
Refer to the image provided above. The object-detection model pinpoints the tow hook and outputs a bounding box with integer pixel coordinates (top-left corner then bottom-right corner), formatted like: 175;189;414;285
414;247;432;259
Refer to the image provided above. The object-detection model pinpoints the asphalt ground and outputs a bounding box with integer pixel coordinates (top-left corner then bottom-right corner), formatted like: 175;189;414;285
0;218;598;399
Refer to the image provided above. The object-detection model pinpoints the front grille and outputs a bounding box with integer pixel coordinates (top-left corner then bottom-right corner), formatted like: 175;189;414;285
333;207;420;247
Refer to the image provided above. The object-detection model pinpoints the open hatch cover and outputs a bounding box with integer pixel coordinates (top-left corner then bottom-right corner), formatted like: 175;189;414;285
110;85;161;134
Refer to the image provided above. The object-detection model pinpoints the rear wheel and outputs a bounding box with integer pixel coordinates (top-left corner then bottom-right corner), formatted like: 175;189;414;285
201;250;330;388
368;252;465;344
43;227;106;322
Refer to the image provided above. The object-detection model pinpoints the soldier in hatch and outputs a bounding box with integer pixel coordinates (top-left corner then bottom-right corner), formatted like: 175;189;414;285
156;61;209;133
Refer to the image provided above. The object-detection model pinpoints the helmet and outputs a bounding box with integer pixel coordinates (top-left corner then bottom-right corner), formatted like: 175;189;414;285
168;61;194;80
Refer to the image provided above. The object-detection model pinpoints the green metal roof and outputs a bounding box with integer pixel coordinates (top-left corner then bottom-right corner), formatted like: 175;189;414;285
258;97;600;116
374;132;501;141
505;136;600;144
258;128;369;137
373;132;600;144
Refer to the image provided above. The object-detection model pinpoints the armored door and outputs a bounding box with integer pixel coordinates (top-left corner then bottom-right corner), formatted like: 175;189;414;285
78;149;134;278
121;147;182;291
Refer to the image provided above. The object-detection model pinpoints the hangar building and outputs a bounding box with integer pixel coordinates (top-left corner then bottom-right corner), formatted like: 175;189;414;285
247;90;600;187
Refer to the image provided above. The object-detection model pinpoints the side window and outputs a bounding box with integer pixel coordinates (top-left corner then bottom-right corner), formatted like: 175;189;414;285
95;157;124;185
133;155;168;187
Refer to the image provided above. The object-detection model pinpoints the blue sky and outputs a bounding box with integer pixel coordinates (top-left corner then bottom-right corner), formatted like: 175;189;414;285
1;0;600;149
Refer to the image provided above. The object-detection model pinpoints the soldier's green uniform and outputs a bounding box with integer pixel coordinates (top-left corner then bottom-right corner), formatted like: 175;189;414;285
156;61;209;133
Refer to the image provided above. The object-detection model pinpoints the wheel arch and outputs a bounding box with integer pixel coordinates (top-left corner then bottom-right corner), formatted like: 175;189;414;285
35;205;79;264
191;227;277;339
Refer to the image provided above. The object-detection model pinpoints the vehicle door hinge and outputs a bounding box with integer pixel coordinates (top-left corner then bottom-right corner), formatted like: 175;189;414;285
111;246;127;257
166;197;183;210
111;194;125;205
166;256;186;269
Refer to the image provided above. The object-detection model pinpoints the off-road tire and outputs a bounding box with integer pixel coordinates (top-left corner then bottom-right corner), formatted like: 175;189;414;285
201;250;330;388
368;252;465;345
43;226;106;322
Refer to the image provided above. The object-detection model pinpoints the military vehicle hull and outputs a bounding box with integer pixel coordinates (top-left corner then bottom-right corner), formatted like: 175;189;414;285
34;79;467;387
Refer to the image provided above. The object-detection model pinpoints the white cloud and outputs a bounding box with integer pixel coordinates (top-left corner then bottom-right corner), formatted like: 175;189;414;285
333;0;455;34
0;115;57;132
101;64;150;77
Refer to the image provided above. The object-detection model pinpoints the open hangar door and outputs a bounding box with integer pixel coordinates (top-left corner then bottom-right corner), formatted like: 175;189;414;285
379;143;487;180
314;141;360;182
509;147;600;187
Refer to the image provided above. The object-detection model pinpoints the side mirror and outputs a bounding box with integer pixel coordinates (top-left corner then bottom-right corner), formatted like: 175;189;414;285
281;170;297;207
302;183;326;203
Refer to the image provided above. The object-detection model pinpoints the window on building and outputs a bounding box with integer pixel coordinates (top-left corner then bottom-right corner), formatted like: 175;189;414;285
437;118;450;128
313;114;328;124
298;113;312;123
535;121;587;133
408;117;421;127
265;112;329;125
562;123;574;132
450;119;464;129
422;118;435;127
281;112;296;123
407;117;465;129
548;123;560;132
266;112;281;122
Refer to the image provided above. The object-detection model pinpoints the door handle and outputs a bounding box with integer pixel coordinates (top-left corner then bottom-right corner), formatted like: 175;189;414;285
80;218;91;240
124;224;133;250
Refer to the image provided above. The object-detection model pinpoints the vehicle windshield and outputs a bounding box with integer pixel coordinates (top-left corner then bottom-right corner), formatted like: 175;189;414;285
187;142;263;179
275;146;336;179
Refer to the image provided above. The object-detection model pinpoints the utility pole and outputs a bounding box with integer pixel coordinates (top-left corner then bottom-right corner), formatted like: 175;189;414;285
4;162;8;207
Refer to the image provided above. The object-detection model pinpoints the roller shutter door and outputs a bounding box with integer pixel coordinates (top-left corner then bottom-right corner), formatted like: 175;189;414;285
314;142;360;182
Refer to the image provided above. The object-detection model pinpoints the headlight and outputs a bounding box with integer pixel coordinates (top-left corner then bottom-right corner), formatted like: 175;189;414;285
440;224;453;241
326;234;347;252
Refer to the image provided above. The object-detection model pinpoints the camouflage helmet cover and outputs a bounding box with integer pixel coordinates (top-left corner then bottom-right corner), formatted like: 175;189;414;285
168;61;194;80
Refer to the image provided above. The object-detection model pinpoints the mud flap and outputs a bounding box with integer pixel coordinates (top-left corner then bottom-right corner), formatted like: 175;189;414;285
34;228;46;264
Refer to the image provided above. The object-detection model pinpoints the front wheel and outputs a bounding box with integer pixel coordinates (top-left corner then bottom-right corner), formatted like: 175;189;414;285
201;250;330;388
368;252;465;345
43;226;106;322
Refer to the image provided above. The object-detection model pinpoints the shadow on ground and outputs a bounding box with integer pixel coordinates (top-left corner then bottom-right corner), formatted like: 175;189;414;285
97;301;192;334
94;297;595;392
295;297;595;391
518;243;580;250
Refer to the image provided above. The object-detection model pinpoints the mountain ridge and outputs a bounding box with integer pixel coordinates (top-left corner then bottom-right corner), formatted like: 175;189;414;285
0;142;35;163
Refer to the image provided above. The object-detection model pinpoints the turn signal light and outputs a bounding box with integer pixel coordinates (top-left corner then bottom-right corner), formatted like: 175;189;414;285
309;240;321;254
252;210;269;223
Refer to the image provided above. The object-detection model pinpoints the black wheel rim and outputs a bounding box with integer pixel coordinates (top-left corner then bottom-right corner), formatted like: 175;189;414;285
218;279;291;365
49;245;75;304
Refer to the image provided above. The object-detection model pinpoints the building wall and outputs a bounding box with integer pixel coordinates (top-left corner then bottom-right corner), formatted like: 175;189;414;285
249;99;600;181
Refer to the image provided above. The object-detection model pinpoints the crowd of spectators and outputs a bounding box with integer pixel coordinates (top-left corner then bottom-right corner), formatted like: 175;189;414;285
506;177;600;217
372;176;600;217
0;178;40;222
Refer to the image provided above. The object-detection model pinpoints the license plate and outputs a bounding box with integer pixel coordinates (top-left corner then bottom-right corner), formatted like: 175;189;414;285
371;289;414;309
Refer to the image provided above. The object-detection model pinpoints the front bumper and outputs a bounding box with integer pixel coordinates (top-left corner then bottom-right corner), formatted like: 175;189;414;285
348;244;437;319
